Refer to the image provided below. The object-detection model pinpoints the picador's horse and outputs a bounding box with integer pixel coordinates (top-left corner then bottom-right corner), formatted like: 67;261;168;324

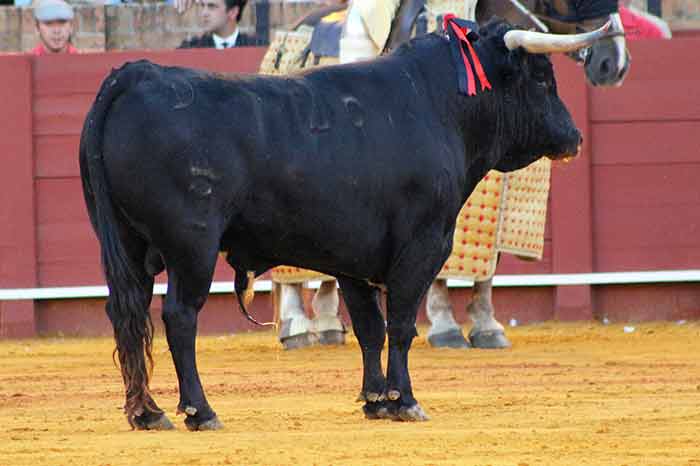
80;17;608;429
387;0;628;84
267;0;628;351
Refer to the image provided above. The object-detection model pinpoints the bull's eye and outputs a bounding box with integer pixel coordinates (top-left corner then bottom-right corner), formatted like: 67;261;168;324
537;80;549;89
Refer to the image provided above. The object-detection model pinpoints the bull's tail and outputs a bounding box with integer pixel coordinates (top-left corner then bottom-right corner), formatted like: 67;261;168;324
79;61;159;424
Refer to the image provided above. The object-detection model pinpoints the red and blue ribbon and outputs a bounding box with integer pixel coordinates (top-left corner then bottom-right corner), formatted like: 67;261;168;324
443;14;492;96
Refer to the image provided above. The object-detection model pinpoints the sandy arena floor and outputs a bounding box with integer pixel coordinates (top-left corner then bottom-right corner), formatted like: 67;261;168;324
1;322;699;466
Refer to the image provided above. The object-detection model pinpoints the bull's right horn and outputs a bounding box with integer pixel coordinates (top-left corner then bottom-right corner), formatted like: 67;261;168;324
504;21;611;53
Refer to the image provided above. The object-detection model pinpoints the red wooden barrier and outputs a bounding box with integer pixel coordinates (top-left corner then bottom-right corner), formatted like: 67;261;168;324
1;41;700;337
0;56;37;338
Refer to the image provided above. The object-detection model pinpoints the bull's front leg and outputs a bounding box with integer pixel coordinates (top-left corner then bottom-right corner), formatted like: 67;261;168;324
336;277;387;420
383;237;450;421
384;292;429;421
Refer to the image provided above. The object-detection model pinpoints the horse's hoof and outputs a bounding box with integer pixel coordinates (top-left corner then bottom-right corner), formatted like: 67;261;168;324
281;332;318;350
132;412;175;431
184;415;224;431
397;404;430;422
469;329;511;349
427;328;471;348
318;329;345;346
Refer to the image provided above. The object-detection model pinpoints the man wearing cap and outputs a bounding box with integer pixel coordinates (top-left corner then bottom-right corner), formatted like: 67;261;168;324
31;0;78;55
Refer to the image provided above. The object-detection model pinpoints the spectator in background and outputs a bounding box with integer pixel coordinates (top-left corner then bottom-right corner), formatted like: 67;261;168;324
619;0;672;39
31;0;78;55
178;0;257;49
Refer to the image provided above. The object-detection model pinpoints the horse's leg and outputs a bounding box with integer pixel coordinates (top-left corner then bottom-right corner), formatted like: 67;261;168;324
425;279;470;348
278;283;317;350
161;239;222;431
311;280;345;345
336;276;386;419
339;0;379;64
467;277;511;348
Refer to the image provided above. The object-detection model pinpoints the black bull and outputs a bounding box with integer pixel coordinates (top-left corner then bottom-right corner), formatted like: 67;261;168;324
80;19;581;429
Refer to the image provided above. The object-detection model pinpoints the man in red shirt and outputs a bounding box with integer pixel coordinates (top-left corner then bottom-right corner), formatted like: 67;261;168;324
619;0;672;39
31;0;79;55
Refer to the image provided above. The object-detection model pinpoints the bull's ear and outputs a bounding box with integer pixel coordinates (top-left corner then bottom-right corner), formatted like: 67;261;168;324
502;47;526;82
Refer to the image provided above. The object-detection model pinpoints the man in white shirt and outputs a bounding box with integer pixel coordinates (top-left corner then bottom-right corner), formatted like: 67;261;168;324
178;0;258;49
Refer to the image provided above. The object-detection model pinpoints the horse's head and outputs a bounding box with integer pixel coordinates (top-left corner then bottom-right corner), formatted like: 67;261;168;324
583;13;629;86
542;0;629;86
477;0;629;86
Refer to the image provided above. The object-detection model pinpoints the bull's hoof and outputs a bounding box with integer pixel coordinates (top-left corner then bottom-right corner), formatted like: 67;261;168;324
146;413;175;430
356;391;386;403
397;404;430;422
132;412;175;431
184;414;224;431
318;329;345;346
468;329;511;349
427;328;471;348
362;402;390;420
281;332;318;350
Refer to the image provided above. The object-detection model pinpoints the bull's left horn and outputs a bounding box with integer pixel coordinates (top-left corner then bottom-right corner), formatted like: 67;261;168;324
504;21;611;53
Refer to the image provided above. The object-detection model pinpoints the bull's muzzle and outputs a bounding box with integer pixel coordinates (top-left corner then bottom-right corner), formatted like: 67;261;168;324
551;133;583;162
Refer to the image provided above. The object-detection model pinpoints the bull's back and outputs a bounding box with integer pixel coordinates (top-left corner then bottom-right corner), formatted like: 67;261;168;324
99;62;248;238
96;59;463;279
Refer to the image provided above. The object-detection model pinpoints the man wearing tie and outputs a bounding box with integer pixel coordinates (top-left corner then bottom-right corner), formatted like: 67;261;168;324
178;0;258;49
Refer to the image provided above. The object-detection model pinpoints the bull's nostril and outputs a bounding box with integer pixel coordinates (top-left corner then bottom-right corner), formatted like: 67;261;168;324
600;58;611;76
579;135;583;145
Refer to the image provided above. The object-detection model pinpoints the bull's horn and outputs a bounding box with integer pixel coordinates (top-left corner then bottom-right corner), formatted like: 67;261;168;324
504;21;611;53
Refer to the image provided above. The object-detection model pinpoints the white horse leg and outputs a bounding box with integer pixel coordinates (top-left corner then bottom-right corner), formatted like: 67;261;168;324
467;279;511;348
311;280;346;345
278;1;371;350
278;283;317;350
425;279;470;348
339;1;379;64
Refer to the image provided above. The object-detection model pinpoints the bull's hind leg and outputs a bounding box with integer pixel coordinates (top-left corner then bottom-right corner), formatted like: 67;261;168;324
105;227;174;431
336;277;387;419
161;241;222;431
